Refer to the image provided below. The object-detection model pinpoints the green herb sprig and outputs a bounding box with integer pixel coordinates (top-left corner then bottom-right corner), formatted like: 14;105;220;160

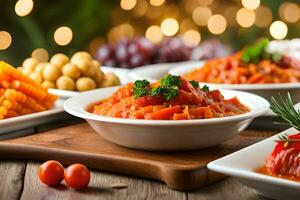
133;80;150;99
270;93;300;145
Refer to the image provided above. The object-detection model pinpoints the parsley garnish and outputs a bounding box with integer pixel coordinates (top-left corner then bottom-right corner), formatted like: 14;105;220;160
241;38;271;64
189;80;199;88
151;85;179;100
161;75;182;87
133;80;150;98
202;85;209;92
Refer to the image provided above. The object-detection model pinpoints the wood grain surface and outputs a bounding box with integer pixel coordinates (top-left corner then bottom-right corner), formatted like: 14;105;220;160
0;123;276;190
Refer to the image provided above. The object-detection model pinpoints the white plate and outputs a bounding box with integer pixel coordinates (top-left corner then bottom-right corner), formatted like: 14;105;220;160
49;66;129;99
208;120;300;199
127;61;204;82
169;64;300;103
0;99;65;135
64;87;269;151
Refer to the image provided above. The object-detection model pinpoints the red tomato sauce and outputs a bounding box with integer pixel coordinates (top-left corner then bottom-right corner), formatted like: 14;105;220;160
256;132;300;182
90;77;250;120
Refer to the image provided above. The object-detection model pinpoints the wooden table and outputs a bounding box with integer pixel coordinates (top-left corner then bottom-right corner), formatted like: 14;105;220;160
0;117;273;200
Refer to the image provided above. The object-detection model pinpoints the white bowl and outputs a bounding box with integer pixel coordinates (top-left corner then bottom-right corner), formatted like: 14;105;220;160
127;61;204;82
169;64;300;103
64;87;269;151
49;66;129;99
208;124;300;200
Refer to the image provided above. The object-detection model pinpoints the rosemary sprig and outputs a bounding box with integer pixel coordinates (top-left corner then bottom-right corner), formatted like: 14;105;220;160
270;93;300;145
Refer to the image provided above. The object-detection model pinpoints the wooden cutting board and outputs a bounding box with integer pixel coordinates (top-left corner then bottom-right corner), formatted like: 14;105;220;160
0;123;272;190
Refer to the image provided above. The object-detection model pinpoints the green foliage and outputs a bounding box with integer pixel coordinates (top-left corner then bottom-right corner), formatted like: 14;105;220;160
189;80;199;88
133;80;150;98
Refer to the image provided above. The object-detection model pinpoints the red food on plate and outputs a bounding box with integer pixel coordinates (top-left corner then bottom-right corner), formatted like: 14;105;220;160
91;75;249;120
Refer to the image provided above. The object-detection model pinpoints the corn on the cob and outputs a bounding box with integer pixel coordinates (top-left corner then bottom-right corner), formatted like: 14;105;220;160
0;61;57;119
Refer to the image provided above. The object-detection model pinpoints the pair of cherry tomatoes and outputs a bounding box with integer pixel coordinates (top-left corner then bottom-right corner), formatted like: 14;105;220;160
38;160;90;189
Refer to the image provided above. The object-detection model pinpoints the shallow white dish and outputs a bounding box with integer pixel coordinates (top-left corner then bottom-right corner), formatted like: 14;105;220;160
64;87;269;151
0;99;65;135
169;64;300;103
127;61;203;82
49;66;129;99
208;126;300;200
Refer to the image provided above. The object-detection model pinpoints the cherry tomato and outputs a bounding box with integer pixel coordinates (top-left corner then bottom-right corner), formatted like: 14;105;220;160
38;160;64;186
64;164;90;189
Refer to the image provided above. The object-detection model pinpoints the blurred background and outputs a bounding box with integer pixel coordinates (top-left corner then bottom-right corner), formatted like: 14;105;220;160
0;0;299;66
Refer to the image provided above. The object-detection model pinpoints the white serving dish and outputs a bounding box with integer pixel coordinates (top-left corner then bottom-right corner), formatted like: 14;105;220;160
64;87;269;151
0;99;65;135
127;61;203;82
49;66;129;99
208;125;300;200
169;64;300;103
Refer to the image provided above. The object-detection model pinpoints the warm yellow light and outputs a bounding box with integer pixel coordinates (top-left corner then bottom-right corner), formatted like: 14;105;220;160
120;0;137;10
149;0;165;7
207;15;227;35
161;18;179;36
269;21;288;40
0;31;12;50
54;26;73;46
192;7;212;26
281;2;300;23
198;0;213;6
108;23;135;43
132;0;148;17
15;0;34;17
254;6;273;27
236;8;255;27
180;19;197;33
145;25;163;43
182;30;201;47
224;6;239;26
31;48;49;62
242;0;260;10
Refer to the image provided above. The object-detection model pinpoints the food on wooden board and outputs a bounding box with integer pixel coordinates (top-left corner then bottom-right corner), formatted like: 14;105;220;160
18;51;120;91
38;161;90;189
185;38;300;84
257;94;300;182
0;61;57;120
91;75;249;120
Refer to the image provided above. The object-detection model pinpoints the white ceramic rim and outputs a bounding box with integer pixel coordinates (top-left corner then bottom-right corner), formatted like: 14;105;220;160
169;63;300;90
64;87;270;126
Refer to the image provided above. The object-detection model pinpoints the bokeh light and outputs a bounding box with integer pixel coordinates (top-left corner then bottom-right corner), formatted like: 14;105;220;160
242;0;260;10
269;21;288;40
224;6;239;26
255;6;273;27
161;18;179;36
0;31;12;50
198;0;214;6
15;0;34;17
149;0;165;7
145;25;163;43
54;26;73;46
192;7;212;26
120;0;137;10
279;2;300;23
236;8;255;27
108;23;135;43
182;30;201;47
208;15;227;35
132;0;148;17
31;48;49;62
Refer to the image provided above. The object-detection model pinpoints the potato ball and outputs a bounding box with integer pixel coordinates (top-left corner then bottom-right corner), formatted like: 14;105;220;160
42;63;61;81
35;63;46;74
92;60;101;68
21;68;33;76
62;63;81;79
71;51;92;63
105;72;121;86
42;81;56;89
22;58;38;71
29;72;43;84
50;53;69;69
76;77;96;92
94;69;104;84
75;59;96;77
17;67;23;71
56;76;75;91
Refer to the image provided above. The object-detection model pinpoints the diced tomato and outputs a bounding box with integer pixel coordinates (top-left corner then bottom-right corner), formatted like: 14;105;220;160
145;105;181;120
173;111;190;120
134;95;164;107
